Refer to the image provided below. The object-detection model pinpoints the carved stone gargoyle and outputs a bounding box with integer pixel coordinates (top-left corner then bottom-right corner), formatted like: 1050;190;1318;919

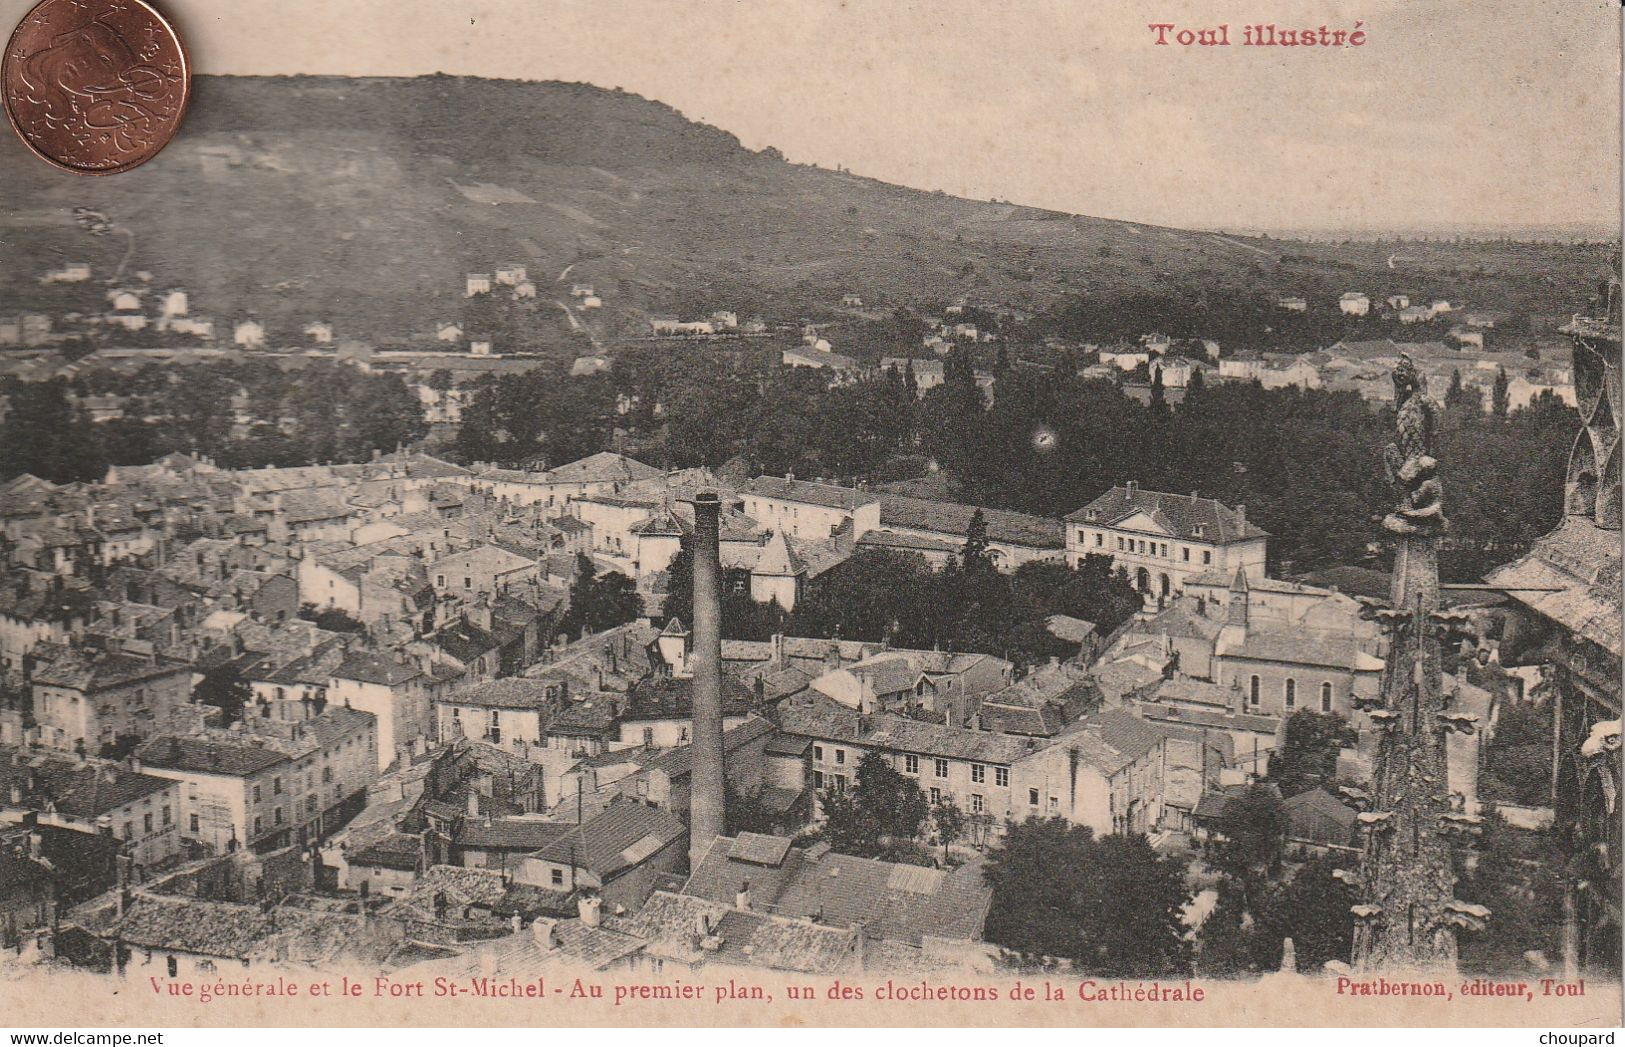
1351;693;1387;713
1368;709;1402;730
1438;811;1486;839
1440;900;1491;932
1434;711;1480;735
1337;785;1371;809
1357;811;1395;832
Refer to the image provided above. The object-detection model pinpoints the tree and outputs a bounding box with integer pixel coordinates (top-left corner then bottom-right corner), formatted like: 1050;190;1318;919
819;751;929;857
1252;857;1355;971
1453;809;1567;973
563;554;643;637
933;797;966;864
1210;784;1287;893
983;818;1192;975
193;664;252;725
299;603;364;633
959;509;992;574
1492;366;1510;418
1269;710;1355;798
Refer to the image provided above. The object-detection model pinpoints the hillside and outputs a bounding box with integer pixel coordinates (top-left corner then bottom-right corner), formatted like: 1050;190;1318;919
0;75;1608;347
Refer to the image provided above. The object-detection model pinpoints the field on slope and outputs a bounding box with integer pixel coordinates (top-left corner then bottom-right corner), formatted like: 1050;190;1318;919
0;75;1609;346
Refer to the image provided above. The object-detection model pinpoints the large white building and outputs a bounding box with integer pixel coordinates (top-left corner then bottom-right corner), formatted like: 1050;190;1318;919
739;476;880;542
1064;482;1268;606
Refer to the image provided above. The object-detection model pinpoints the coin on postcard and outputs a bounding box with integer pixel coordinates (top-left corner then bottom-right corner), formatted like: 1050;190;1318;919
2;0;189;174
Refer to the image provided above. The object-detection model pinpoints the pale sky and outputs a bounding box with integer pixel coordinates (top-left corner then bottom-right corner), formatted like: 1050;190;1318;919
5;0;1619;233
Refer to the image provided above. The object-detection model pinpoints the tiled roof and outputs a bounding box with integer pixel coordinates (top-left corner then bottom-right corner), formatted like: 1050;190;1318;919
31;648;189;691
779;698;1036;765
612;890;858;974
531;800;686;880
857;530;960;555
0;751;174;816
1283;787;1358;847
433;619;500;663
879;495;1064;550
741;476;878;511
331;651;422;686
1484;516;1621;658
1065;485;1268;542
540;452;663;486
428;920;644;973
634;716;776;780
349;832;422;871
681;836;992;946
621;673;756;722
134;735;288;777
1224;629;1384;671
455;818;573;852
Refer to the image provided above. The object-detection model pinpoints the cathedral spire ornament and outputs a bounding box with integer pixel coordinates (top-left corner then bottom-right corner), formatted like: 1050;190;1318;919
1352;354;1487;973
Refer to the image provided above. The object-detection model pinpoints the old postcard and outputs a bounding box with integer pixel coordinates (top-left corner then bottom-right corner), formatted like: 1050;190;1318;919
0;0;1619;1030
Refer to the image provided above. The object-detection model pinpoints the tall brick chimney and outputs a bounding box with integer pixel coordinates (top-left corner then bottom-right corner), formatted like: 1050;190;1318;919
688;492;726;867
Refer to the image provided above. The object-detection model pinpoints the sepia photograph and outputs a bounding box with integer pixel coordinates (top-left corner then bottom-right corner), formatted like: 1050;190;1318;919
0;0;1619;1031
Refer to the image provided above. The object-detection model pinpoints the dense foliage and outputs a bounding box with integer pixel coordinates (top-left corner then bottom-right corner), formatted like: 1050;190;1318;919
982;818;1193;975
0;362;427;482
818;751;930;859
785;551;1141;668
1269;711;1357;799
561;554;643;638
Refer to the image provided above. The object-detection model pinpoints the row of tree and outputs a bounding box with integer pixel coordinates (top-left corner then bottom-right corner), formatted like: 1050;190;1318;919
0;362;427;483
659;539;1142;671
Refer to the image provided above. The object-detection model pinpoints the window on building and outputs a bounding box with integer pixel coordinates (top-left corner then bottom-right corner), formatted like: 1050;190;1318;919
188;813;199;833
161;805;171;825
995;766;1009;788
1285;679;1296;708
814;745;824;762
834;749;845;765
929;787;942;804
252;785;261;803
323;767;332;783
1203;550;1212;564
143;812;153;833
643;727;655;747
971;763;985;784
550;868;564;887
1249;675;1261;706
464;577;472;589
904;754;919;775
814;770;825;790
254;816;263;835
1321;682;1333;712
436;575;445;587
934;758;949;778
832;775;848;795
273;777;282;795
1028;787;1040;806
970;793;985;813
1048;796;1059;812
1095;533;1103;547
274;808;283;825
1182;547;1190;562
